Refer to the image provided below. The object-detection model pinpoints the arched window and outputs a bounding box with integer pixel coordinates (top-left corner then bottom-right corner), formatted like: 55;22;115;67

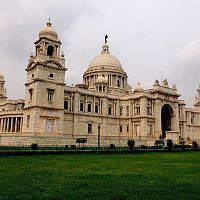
47;45;54;56
117;80;120;87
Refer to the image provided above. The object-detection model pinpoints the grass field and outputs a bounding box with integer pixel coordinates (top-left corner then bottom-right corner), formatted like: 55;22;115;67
0;152;200;200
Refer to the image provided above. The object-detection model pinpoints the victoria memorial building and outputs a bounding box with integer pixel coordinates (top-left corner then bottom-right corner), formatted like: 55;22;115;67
0;20;200;146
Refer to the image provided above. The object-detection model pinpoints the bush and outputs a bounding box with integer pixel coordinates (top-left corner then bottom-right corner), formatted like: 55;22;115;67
154;139;165;148
127;140;135;151
71;145;76;150
141;145;147;149
192;141;198;150
65;145;68;150
167;139;173;151
110;144;116;149
31;143;38;150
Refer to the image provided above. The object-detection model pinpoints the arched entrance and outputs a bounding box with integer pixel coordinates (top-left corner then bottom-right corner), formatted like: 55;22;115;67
161;104;173;138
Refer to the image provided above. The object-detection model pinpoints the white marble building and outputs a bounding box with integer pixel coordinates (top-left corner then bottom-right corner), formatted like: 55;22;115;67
0;20;200;146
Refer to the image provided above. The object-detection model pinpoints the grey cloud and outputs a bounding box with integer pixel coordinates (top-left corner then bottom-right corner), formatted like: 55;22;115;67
1;0;200;107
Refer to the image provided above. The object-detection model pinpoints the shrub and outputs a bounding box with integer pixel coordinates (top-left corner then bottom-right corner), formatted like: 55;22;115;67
71;145;76;150
192;141;198;150
31;143;38;150
141;145;147;149
65;145;68;150
110;144;116;149
167;139;173;151
154;139;165;148
127;140;135;151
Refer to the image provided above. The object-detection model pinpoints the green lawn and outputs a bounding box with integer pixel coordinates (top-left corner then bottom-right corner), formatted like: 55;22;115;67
0;152;200;200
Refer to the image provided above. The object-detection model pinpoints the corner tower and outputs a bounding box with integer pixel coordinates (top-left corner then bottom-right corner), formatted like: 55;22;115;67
0;73;7;103
23;19;67;136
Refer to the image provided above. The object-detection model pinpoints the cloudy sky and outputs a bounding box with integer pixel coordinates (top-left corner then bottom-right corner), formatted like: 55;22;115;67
0;0;200;107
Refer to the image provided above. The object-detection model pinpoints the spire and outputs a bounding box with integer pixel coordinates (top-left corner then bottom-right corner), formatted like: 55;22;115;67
101;34;110;54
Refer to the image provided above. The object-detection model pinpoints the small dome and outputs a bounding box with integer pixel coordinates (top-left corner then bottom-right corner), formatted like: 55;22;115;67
88;44;122;70
39;19;58;40
96;75;107;84
134;83;144;92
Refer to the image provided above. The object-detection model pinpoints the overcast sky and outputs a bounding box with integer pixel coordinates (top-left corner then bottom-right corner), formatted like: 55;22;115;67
1;0;200;107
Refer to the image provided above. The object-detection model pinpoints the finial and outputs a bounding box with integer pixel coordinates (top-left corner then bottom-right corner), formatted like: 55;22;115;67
172;84;176;89
105;34;108;44
61;51;65;58
47;18;52;27
29;52;34;58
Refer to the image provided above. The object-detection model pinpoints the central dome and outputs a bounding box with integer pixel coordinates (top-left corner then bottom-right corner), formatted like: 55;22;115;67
88;44;122;70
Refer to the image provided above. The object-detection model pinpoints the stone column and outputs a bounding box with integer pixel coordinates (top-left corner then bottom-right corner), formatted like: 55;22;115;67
57;46;60;57
14;117;17;132
10;117;13;132
20;117;23;132
2;118;5;132
93;96;95;114
74;93;79;113
173;103;180;133
5;118;8;132
100;98;102;115
154;100;162;138
140;98;148;138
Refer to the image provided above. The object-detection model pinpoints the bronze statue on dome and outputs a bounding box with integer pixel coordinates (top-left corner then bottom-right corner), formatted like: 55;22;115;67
105;34;108;44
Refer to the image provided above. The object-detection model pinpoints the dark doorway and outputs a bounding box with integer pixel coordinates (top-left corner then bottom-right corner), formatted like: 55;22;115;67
161;104;173;138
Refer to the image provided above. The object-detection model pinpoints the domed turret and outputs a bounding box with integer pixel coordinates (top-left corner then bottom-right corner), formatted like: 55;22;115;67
39;18;58;40
134;83;144;92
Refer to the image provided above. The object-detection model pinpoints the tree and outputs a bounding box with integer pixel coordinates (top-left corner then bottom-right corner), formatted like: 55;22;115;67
127;139;135;151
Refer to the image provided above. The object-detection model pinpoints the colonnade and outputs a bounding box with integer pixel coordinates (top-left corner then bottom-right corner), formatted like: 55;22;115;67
0;117;23;133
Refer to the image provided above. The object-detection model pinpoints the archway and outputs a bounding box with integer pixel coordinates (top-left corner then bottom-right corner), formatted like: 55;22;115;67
47;45;54;56
161;104;173;138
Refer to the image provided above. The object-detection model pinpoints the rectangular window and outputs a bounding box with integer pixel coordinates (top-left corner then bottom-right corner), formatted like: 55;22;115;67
119;107;123;116
64;100;68;110
47;89;54;102
191;113;195;124
127;125;129;132
126;106;129;116
27;115;30;127
108;106;112;115
29;89;33;103
80;102;84;112
148;125;152;135
120;126;122;132
99;86;102;91
135;125;140;136
88;124;92;134
135;105;140;115
87;103;92;112
95;104;99;113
